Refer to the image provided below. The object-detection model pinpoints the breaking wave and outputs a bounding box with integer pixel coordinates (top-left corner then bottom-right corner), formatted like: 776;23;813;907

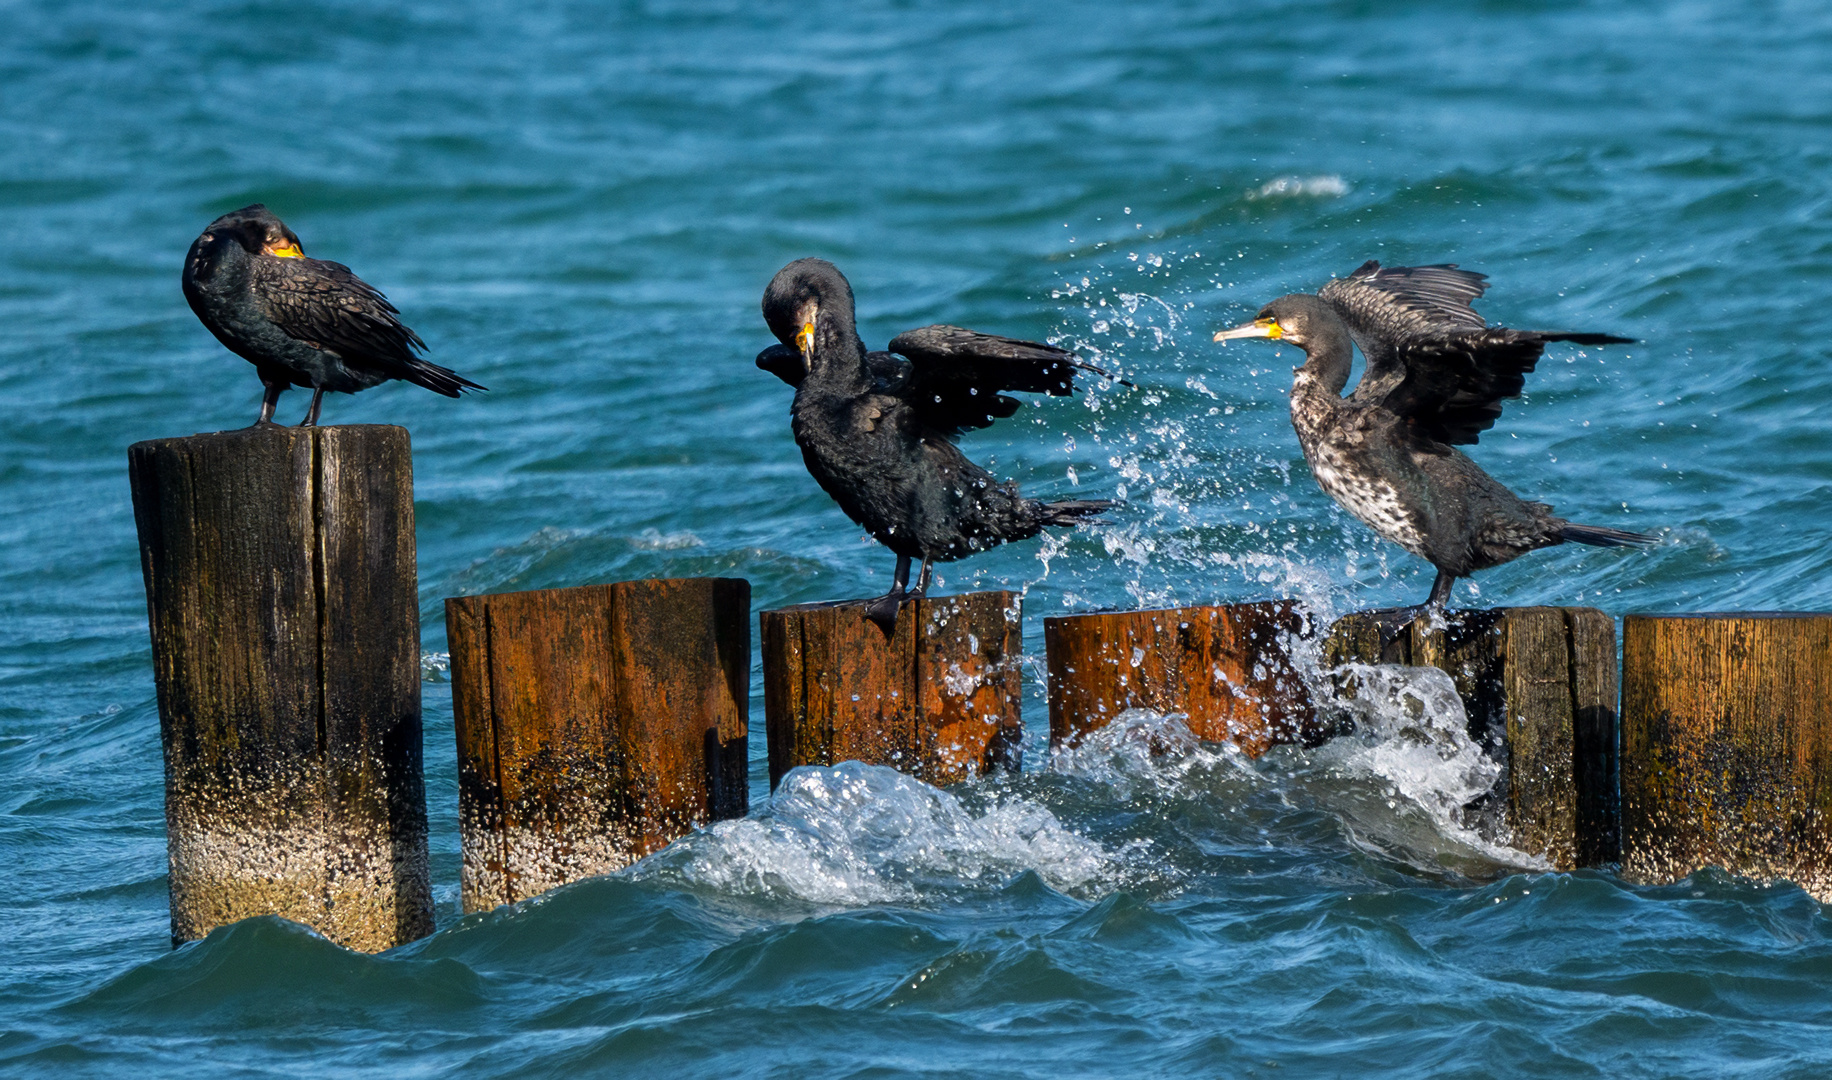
628;761;1119;904
633;662;1543;912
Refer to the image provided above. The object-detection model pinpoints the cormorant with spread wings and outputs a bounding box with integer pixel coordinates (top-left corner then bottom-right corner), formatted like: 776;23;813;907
759;257;1120;624
1214;260;1653;611
183;205;484;426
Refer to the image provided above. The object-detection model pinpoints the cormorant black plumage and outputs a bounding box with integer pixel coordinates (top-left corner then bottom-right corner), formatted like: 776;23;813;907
1214;260;1653;611
760;258;1119;624
183;205;484;426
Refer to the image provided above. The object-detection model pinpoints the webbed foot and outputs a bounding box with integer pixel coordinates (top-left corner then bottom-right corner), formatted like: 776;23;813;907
863;589;905;629
1369;604;1431;651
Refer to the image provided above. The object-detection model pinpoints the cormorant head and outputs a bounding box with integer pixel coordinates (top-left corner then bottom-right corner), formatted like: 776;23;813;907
197;204;305;259
1212;293;1335;349
762;257;857;370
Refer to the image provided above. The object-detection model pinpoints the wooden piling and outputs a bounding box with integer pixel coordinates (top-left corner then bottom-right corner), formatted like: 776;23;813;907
1044;601;1317;755
1323;607;1620;870
129;424;432;952
446;578;750;913
760;593;1022;789
1621;613;1832;899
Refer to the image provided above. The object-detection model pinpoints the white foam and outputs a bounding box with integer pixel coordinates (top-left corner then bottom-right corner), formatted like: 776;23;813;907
626;761;1112;905
1248;175;1351;200
1310;663;1542;867
1048;707;1247;799
630;527;703;550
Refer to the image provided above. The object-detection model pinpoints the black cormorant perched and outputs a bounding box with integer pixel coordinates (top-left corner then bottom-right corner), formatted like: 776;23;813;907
183;205;484;426
1214;261;1654;611
759;257;1119;624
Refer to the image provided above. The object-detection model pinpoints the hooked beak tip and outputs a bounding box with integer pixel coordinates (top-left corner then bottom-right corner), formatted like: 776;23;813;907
1213;319;1280;343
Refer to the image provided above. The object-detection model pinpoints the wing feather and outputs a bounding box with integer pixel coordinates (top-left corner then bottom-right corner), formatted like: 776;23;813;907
1322;261;1630;445
251;256;426;372
884;324;1122;436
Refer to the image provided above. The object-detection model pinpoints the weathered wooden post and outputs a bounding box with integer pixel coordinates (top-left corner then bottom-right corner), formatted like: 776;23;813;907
129;424;433;952
1044;601;1318;755
446;578;750;913
1621;613;1832;899
760;593;1022;788
1323;607;1619;869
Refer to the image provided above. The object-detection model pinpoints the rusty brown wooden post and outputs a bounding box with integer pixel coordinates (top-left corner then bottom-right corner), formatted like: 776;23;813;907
128;424;432;953
1044;601;1317;756
1323;606;1619;870
759;592;1022;789
1621;613;1832;899
446;578;750;913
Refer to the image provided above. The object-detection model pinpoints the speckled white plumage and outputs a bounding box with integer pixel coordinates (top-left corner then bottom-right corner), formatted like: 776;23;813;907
1290;373;1428;559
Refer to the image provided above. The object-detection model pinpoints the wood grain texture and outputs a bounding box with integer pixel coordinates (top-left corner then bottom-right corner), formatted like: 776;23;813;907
446;578;750;913
1044;601;1317;756
128;424;432;953
760;593;1022;789
1621;613;1832;898
1323;606;1619;870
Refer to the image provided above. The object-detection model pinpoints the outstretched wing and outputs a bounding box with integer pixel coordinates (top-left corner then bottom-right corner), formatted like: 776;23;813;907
885;324;1123;436
1320;261;1489;371
251;256;426;372
1377;331;1547;446
1381;327;1632;446
1323;262;1632;446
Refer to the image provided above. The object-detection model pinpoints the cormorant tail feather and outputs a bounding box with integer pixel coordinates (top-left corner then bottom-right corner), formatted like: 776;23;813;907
1538;332;1636;346
1562;523;1656;548
403;358;487;397
1036;498;1118;526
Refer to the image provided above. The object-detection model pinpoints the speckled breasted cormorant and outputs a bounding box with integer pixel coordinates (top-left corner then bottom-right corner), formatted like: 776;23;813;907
760;258;1119;624
183;205;484;426
1214;261;1653;610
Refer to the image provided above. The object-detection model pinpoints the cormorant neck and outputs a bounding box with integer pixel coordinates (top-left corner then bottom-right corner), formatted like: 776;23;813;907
802;315;871;393
186;233;252;293
1295;315;1354;397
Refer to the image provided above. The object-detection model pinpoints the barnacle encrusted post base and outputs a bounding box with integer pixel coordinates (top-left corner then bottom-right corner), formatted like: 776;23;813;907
1621;613;1832;899
129;424;432;953
760;592;1023;790
446;578;751;914
1045;601;1319;756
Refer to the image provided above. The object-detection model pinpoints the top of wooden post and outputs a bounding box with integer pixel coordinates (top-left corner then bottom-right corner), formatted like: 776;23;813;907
129;422;409;455
1625;611;1832;620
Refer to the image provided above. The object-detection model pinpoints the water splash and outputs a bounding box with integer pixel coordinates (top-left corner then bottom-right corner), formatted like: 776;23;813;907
1047;707;1248;800
1306;663;1541;868
627;761;1115;905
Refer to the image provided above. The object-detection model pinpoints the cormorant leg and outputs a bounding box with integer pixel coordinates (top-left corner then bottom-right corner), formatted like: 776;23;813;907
1426;568;1457;610
299;388;325;427
1373;569;1457;651
909;556;934;599
253;379;284;427
863;554;912;628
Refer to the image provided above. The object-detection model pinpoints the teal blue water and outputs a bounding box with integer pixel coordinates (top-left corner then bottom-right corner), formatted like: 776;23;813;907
6;0;1832;1075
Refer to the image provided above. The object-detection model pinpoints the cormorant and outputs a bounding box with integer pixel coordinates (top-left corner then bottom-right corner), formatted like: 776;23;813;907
1213;261;1653;611
183;205;484;426
759;257;1119;624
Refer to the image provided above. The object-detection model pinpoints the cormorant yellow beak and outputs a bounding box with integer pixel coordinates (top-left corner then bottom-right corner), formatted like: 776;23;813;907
1213;318;1282;342
795;321;815;355
268;242;304;259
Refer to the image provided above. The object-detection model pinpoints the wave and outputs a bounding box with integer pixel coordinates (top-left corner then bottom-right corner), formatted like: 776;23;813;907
627;761;1118;904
